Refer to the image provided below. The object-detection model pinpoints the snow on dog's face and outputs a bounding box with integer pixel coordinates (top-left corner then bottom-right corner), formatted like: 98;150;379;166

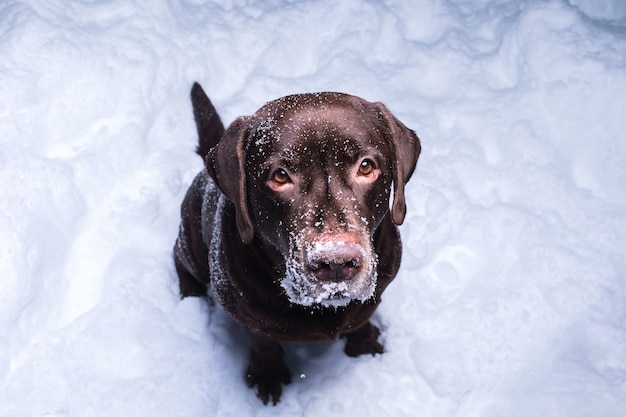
247;94;393;307
281;230;379;307
207;92;417;307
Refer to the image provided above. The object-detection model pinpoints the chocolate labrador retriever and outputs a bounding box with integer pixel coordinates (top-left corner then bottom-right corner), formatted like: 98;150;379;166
174;83;420;404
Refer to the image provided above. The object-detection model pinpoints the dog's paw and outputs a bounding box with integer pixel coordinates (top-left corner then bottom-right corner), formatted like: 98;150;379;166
245;363;292;405
343;321;384;357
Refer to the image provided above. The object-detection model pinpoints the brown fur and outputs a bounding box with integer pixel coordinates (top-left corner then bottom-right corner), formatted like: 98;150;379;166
174;83;420;404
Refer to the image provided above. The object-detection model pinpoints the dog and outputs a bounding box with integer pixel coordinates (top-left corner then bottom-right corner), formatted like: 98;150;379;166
174;82;421;404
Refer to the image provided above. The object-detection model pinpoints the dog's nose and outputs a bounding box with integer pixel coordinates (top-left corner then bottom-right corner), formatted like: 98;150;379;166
307;239;364;282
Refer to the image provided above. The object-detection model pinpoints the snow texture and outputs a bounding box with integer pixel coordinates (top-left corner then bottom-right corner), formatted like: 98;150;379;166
1;0;626;415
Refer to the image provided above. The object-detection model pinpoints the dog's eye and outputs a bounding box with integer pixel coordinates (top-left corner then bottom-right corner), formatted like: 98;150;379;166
357;159;376;176
271;169;291;185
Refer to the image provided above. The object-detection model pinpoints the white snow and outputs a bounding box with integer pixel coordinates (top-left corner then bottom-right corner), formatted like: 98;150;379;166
1;0;626;415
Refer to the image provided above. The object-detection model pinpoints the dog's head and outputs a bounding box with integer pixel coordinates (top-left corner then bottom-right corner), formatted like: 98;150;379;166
204;92;420;307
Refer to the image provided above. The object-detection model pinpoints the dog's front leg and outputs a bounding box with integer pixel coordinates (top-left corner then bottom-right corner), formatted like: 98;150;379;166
343;321;384;357
245;333;292;405
174;256;207;298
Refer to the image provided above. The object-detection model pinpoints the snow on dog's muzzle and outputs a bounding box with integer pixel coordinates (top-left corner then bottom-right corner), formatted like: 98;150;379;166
282;233;378;308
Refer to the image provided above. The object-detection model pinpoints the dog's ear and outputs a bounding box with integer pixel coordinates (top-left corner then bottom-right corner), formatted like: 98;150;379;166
374;102;421;225
205;117;255;244
191;82;225;158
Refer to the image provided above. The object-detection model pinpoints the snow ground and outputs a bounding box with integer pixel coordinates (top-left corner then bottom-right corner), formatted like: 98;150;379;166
1;0;626;415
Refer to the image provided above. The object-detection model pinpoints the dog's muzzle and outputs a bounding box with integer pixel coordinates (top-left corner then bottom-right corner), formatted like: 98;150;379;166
282;233;377;308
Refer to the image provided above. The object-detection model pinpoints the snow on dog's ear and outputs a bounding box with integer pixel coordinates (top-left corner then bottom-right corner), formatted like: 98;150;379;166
374;102;421;225
205;117;255;244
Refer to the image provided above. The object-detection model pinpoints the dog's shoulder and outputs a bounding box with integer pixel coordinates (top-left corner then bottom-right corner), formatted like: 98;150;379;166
175;171;223;284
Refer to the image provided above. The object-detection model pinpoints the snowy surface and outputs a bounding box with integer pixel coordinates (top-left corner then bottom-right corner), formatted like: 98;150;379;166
1;0;626;415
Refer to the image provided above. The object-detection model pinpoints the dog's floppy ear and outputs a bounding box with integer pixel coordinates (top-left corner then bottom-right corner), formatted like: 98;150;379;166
205;117;255;244
374;102;421;225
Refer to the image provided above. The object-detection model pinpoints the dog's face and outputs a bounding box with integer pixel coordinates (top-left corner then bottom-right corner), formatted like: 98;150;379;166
207;93;420;307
